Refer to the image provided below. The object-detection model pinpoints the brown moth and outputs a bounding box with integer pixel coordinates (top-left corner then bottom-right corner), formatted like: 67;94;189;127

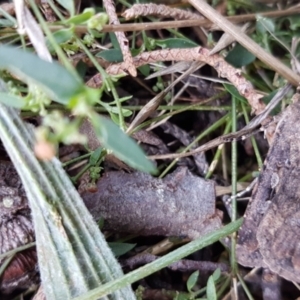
237;98;300;282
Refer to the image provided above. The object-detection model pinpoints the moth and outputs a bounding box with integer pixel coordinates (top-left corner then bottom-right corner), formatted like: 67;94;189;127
237;98;300;282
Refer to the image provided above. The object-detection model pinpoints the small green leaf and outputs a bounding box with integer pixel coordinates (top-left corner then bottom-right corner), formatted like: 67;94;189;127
109;32;121;50
0;93;25;108
64;8;95;25
212;268;221;281
96;48;141;63
187;270;199;292
155;38;198;49
256;15;275;34
109;113;121;125
206;276;217;300
225;44;256;67
56;0;75;16
112;108;132;117
87;13;108;31
138;64;150;77
91;114;156;174
96;49;123;63
101;102;132;117
287;16;300;30
89;147;103;165
108;242;136;257
46;27;74;53
223;83;247;103
0;45;85;104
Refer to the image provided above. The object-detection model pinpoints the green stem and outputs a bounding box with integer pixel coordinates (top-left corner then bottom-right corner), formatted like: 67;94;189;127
74;219;243;300
237;273;255;300
205;120;232;179
230;97;238;277
160;113;230;178
241;102;263;168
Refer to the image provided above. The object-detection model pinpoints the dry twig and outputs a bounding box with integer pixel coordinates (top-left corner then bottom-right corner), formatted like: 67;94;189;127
188;0;300;86
50;6;300;34
121;253;229;273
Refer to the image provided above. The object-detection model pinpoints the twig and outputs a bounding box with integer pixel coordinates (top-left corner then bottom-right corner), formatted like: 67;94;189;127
147;103;282;160
48;6;300;34
121;253;230;273
188;0;300;86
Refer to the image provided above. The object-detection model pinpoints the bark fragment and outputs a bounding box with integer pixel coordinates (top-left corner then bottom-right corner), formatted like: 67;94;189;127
81;167;222;239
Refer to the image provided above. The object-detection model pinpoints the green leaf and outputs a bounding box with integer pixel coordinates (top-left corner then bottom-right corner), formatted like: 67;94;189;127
138;64;150;77
109;32;121;50
187;270;199;292
225;44;256;67
155;38;198;49
91;114;156;174
0;93;25;108
64;8;95;25
223;83;247;103
0;45;85;104
109;242;136;257
206;276;217;300
212;268;221;281
287;16;300;30
109;113;121;125
56;0;75;16
96;48;141;63
0;104;136;299
101;101;132;117
46;27;74;53
89;147;103;165
256;15;275;34
96;49;123;63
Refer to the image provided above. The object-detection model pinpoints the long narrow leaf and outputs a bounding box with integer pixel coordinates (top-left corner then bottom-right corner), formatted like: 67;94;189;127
0;102;136;300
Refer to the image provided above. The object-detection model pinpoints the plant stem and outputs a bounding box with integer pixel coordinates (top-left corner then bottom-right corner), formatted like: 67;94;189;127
74;219;243;300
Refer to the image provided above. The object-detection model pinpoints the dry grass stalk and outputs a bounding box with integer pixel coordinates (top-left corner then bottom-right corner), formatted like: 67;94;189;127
122;3;202;21
49;7;300;34
86;46;265;115
103;0;136;76
188;0;300;86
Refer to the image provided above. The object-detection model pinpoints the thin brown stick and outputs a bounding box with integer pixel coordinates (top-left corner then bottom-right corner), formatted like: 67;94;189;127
148;126;261;161
87;47;265;114
121;253;230;273
47;6;300;34
148;84;291;160
188;0;300;86
103;0;136;76
122;3;202;21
